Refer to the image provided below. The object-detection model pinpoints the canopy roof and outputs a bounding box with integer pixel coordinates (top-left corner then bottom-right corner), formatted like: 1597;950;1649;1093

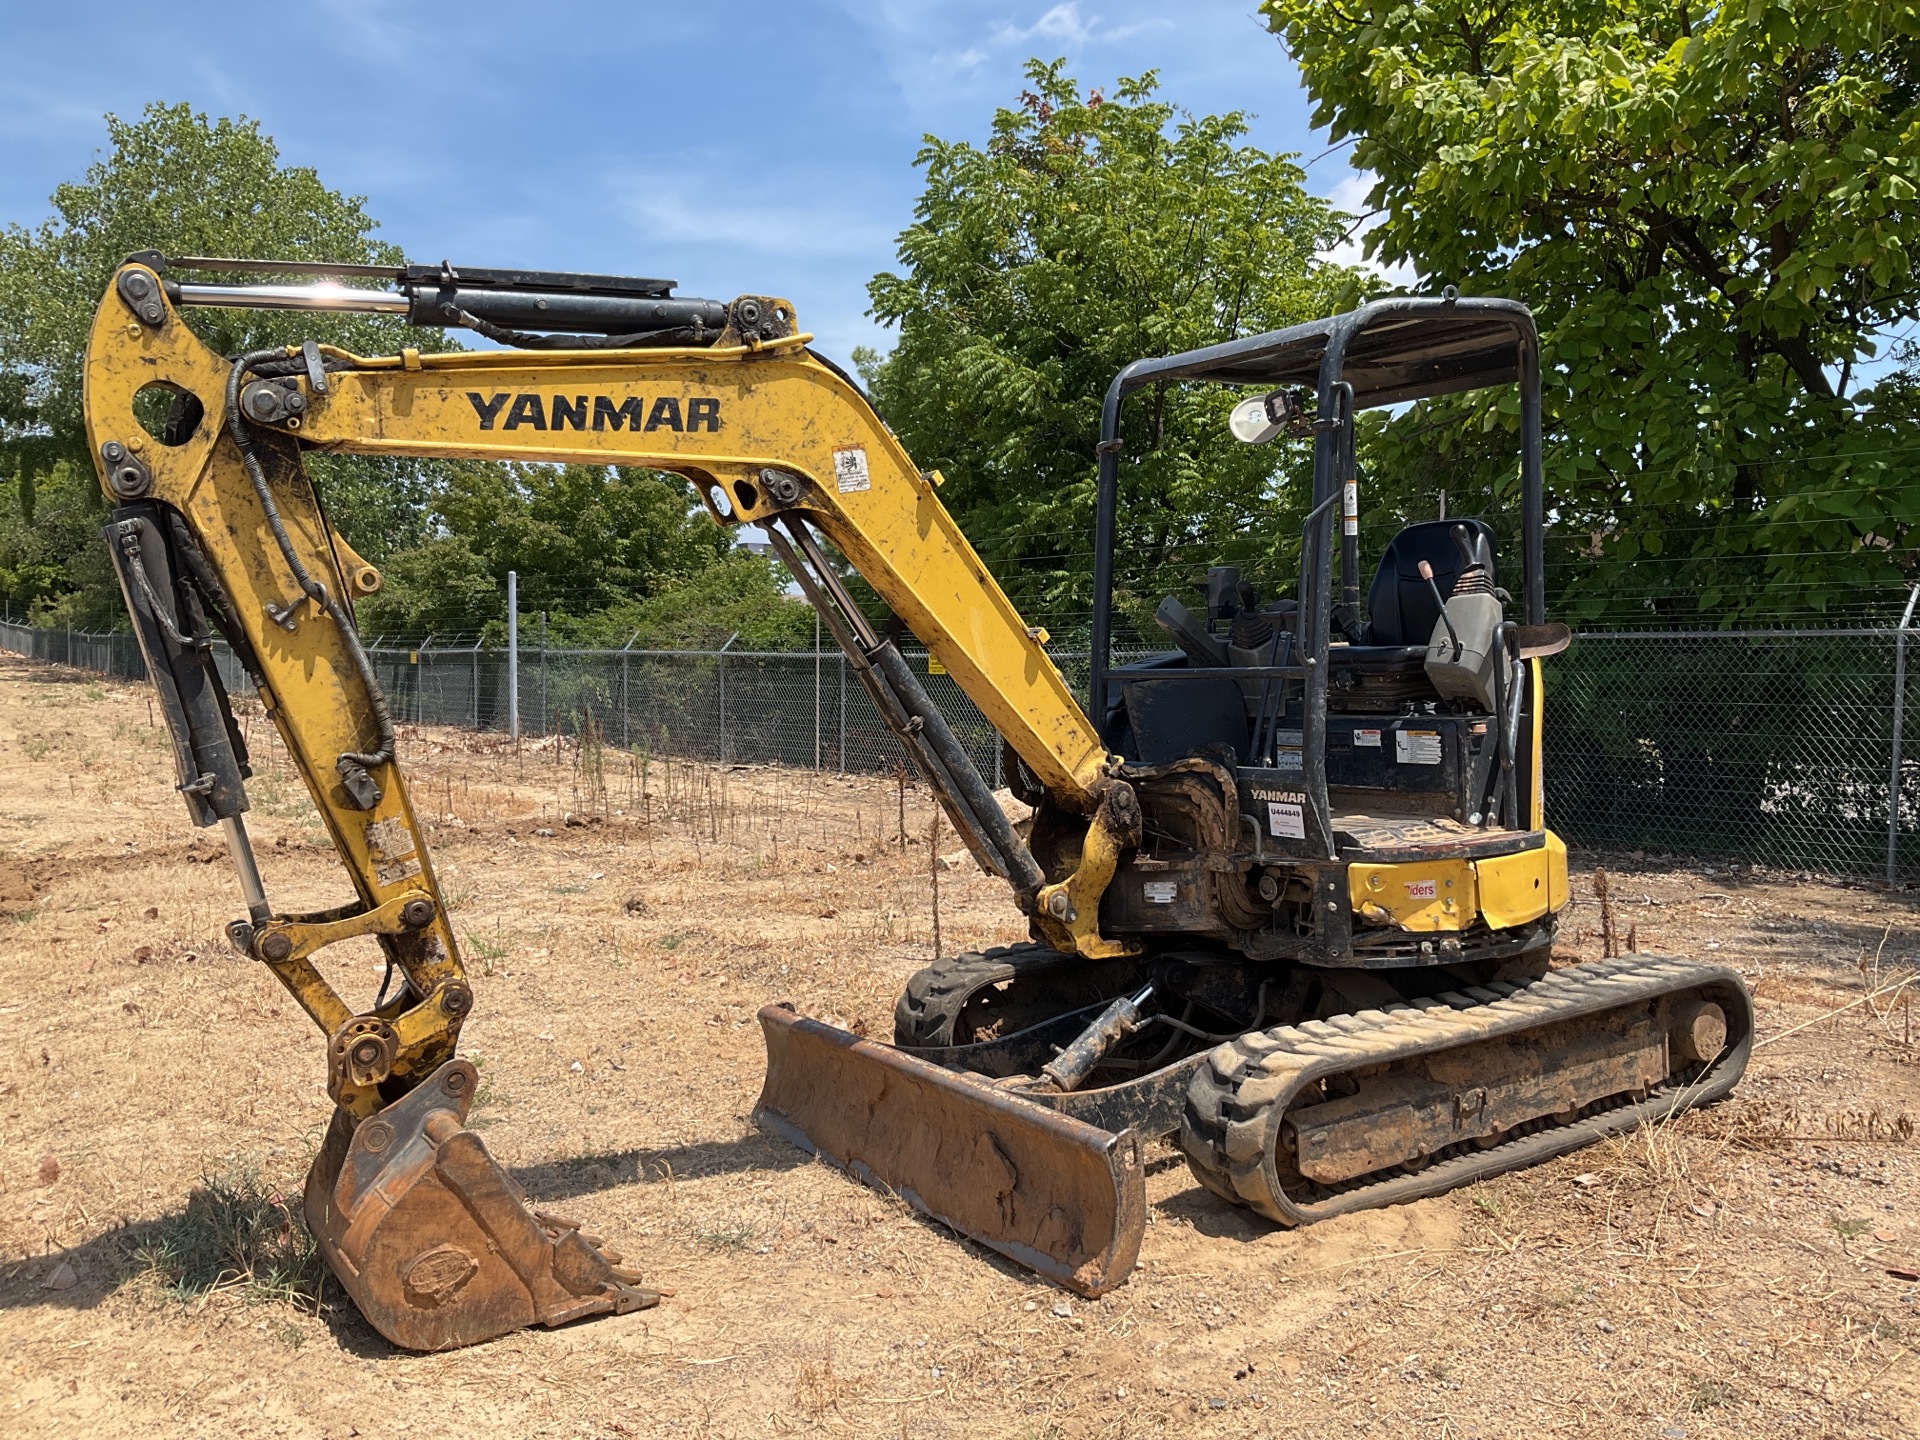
1112;297;1535;411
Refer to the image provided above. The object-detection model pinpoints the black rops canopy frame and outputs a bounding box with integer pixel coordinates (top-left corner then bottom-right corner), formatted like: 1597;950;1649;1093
1087;295;1545;854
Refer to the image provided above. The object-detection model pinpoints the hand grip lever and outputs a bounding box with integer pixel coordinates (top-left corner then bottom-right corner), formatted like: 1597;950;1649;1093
1419;560;1464;660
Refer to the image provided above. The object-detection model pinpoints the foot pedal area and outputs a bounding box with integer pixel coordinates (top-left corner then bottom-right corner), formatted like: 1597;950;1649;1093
304;1060;658;1350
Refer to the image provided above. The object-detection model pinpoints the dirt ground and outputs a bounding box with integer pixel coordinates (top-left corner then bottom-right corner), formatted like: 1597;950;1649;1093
3;649;1919;1440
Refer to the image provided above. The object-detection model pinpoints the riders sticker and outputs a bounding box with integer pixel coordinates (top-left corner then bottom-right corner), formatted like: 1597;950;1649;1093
833;446;871;493
1404;879;1438;900
1395;729;1443;765
1267;799;1306;840
1354;728;1382;748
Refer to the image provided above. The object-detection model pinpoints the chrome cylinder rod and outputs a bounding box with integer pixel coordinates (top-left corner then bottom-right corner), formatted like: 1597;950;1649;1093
219;814;273;924
175;282;410;314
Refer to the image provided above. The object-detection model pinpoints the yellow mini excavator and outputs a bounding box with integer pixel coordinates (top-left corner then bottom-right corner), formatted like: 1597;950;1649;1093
84;255;1751;1349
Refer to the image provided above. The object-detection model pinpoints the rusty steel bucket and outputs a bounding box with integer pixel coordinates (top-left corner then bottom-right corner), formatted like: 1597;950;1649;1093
303;1060;658;1350
753;1005;1147;1295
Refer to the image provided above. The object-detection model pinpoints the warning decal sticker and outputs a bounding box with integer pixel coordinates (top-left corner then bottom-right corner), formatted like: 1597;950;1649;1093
1395;729;1443;765
833;446;871;493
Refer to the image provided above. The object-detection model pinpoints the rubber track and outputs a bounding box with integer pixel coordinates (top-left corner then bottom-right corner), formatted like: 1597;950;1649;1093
893;943;1063;1048
1181;953;1753;1225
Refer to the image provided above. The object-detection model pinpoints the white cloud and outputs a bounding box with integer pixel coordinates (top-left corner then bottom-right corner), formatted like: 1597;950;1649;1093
987;4;1171;53
1318;171;1420;290
619;183;898;262
841;2;1177;118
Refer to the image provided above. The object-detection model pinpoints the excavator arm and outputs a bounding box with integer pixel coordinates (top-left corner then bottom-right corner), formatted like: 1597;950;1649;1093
82;258;1150;1346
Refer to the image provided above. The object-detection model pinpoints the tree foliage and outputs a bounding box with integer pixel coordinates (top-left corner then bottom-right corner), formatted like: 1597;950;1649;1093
0;102;809;649
1265;0;1920;624
0;102;449;621
355;462;810;649
861;61;1359;640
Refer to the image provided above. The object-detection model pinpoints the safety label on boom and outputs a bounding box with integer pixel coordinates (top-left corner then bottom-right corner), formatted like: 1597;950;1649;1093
1267;799;1307;840
1395;729;1443;765
833;446;871;493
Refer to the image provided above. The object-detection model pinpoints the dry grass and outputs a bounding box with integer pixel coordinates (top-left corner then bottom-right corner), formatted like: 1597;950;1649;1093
3;651;1920;1439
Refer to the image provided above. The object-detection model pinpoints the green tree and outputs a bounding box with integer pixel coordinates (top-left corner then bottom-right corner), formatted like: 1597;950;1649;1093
861;61;1359;642
0;101;447;622
1264;0;1920;624
355;463;811;648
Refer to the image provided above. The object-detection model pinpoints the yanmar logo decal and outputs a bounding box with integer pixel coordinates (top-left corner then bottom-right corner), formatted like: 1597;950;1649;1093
466;392;721;433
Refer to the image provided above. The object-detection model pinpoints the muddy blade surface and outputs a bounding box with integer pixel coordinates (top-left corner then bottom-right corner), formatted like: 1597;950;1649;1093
305;1060;656;1351
754;1005;1147;1295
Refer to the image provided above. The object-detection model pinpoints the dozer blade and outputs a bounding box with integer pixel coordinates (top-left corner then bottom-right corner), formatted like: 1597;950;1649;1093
304;1060;659;1351
754;1004;1146;1295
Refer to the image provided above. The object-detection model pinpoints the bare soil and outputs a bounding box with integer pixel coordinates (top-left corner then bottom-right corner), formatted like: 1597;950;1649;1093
3;649;1919;1439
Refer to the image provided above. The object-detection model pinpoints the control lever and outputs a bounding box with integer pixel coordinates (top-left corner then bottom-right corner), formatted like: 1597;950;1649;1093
1451;523;1491;573
1418;560;1463;660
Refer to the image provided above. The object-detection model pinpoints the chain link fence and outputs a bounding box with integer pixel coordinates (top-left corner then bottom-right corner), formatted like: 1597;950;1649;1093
7;617;1917;884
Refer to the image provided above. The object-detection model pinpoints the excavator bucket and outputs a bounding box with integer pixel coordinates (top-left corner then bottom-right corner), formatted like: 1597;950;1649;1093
754;1005;1146;1295
303;1060;659;1351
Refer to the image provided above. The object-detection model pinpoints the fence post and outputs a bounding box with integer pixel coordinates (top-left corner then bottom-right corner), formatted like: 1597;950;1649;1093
507;571;520;744
417;635;433;725
717;632;739;763
621;630;639;749
538;611;547;737
1889;585;1920;885
471;638;482;728
838;654;846;774
814;612;822;771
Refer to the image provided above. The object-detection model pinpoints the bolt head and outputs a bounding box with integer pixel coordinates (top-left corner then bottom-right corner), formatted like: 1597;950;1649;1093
102;442;124;462
259;931;293;962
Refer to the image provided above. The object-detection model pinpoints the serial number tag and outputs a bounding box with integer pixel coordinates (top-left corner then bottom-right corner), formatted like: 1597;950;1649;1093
1404;879;1438;900
1267;800;1306;840
1143;880;1179;905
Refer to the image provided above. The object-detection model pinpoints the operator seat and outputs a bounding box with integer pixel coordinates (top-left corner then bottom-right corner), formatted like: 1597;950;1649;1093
1326;518;1499;708
1362;519;1498;646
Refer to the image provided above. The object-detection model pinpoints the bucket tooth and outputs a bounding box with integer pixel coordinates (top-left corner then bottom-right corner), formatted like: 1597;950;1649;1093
754;1004;1146;1296
304;1060;658;1351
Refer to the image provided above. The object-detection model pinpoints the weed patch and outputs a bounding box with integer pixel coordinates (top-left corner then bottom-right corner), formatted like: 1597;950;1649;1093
128;1161;325;1312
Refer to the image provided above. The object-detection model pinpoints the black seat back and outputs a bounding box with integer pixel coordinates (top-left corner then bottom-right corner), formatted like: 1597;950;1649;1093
1365;519;1498;647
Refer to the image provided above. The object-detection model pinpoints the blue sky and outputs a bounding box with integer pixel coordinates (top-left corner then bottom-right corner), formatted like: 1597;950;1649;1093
0;1;1377;370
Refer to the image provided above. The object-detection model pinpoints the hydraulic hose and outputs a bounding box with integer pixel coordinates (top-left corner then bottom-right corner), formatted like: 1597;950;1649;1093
225;348;396;793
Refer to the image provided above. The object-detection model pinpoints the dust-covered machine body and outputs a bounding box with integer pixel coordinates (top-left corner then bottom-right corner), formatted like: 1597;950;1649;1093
81;255;1750;1345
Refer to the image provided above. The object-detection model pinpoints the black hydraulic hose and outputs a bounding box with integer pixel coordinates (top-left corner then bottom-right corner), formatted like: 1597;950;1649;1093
437;301;717;351
225;349;395;781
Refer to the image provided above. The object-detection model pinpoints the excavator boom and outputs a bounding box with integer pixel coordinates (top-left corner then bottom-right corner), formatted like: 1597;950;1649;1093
82;257;1152;1346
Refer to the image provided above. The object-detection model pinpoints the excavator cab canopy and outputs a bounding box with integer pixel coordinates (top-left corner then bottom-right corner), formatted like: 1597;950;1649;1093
1087;295;1548;855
